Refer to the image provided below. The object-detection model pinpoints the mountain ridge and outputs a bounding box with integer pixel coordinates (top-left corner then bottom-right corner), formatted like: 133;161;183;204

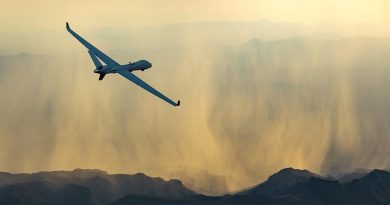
1;168;390;205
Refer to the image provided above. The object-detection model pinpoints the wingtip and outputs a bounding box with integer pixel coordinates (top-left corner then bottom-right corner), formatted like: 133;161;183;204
176;100;180;106
66;22;70;30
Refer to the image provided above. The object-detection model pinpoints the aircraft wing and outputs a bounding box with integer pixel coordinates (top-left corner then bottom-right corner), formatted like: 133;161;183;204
66;22;119;67
88;50;103;69
66;22;180;107
117;70;180;107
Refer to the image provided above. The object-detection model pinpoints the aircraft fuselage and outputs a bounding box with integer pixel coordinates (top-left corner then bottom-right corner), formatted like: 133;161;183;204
94;60;152;74
66;22;180;106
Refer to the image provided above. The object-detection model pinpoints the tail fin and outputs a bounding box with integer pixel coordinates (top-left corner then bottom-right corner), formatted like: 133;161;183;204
99;74;106;81
88;50;103;69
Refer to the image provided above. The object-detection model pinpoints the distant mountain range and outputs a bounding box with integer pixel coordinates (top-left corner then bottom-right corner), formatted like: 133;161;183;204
90;19;385;49
1;168;390;205
0;169;195;205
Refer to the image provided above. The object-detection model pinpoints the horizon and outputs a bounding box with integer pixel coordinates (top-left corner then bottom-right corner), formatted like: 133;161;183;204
1;166;388;194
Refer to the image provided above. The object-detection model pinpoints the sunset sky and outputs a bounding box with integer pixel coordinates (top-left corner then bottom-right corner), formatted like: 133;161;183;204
1;0;389;31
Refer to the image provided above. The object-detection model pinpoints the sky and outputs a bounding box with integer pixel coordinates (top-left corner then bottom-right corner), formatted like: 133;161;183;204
1;0;390;195
0;0;389;31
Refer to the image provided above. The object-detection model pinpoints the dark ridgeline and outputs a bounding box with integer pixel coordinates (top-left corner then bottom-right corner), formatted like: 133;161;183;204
1;168;390;205
0;169;196;205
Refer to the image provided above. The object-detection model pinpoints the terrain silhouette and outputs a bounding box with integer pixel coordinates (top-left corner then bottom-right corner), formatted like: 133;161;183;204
1;168;390;205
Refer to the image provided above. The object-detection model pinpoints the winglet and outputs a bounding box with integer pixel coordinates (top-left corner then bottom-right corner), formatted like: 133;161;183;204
176;100;180;106
66;22;70;31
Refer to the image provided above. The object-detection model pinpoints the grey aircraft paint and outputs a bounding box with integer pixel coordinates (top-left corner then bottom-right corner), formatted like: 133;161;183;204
66;22;180;107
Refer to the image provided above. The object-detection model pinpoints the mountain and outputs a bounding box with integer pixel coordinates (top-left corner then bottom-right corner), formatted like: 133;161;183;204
89;20;386;51
279;177;351;205
110;194;281;205
238;168;390;205
90;19;309;50
235;168;350;205
0;169;196;205
238;167;322;196
2;168;390;205
166;169;230;196
0;181;94;205
332;169;370;183
274;169;390;205
344;169;390;204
